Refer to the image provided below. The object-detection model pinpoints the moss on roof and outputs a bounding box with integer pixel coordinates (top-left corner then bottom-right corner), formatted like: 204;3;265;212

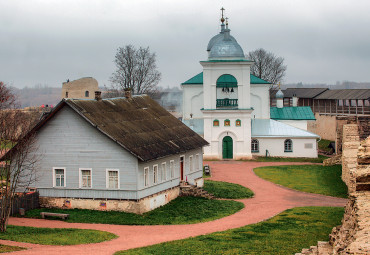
29;96;208;162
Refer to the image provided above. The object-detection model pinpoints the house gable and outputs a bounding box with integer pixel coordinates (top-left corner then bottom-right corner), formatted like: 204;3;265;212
33;106;139;193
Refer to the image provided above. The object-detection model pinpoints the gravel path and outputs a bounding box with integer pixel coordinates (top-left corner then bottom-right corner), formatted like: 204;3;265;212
1;161;347;254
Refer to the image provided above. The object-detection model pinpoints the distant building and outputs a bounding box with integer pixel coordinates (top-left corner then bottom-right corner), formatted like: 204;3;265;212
61;77;98;100
278;88;370;116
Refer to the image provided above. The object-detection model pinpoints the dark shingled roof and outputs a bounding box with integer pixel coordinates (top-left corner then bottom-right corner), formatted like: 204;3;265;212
38;95;209;162
314;89;370;100
282;88;328;98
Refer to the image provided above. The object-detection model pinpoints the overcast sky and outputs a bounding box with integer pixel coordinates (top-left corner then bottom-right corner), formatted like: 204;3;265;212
1;0;370;89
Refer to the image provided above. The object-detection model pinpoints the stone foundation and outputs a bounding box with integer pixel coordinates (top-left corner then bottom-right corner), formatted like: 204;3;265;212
39;186;180;214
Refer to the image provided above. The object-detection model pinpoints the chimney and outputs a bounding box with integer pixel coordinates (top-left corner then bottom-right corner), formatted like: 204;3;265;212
292;93;298;107
95;91;102;101
124;88;132;99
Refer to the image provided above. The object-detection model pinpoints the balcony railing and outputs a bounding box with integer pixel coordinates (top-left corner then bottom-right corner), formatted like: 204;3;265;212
216;99;238;108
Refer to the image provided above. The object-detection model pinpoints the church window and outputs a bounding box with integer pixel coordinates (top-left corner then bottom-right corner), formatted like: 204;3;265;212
224;119;230;126
213;120;219;126
236;119;241;126
251;139;259;152
65;92;68;98
85;91;89;97
284;139;293;152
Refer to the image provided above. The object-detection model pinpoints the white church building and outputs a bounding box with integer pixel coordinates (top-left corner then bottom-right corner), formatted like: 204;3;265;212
181;14;319;160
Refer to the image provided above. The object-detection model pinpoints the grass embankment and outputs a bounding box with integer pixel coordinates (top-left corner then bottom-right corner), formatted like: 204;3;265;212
318;139;334;153
254;164;347;198
203;180;254;199
25;196;244;225
255;154;328;163
0;225;116;245
0;244;24;253
116;207;344;255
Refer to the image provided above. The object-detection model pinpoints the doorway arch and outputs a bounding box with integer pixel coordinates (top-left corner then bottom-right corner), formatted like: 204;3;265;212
222;136;233;159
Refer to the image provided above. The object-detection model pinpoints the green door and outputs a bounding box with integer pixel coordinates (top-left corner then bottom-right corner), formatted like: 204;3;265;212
222;136;233;159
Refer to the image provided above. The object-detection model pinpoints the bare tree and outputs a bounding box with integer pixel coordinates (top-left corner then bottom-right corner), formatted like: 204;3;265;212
248;48;287;88
0;82;39;232
110;45;161;96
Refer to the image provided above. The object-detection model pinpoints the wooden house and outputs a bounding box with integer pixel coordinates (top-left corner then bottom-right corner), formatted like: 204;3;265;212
19;93;208;213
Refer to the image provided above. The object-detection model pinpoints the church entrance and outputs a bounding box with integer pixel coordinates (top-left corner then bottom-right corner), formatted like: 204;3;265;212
222;136;233;159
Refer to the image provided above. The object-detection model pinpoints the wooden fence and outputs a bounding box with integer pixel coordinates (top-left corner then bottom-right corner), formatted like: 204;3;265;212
10;192;40;216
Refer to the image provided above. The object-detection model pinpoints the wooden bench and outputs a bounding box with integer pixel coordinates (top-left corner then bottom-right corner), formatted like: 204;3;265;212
40;212;69;220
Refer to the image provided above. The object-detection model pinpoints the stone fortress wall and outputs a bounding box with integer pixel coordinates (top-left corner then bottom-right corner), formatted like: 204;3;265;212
297;124;370;255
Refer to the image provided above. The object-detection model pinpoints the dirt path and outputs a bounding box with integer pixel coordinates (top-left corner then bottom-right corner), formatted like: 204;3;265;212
1;161;347;255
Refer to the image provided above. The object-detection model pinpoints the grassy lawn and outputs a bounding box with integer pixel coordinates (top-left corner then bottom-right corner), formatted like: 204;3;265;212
254;165;347;198
0;225;116;245
0;244;24;253
203;180;254;199
24;197;244;225
254;154;328;163
115;207;344;255
318;139;334;153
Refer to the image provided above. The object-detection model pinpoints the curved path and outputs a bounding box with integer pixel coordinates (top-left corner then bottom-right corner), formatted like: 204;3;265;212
2;161;347;254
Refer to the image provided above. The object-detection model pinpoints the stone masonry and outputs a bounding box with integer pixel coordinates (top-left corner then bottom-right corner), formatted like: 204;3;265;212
296;125;370;255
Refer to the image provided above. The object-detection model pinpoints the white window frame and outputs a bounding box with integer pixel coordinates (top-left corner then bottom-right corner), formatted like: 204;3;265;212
161;162;167;181
170;160;174;178
189;155;193;172
144;167;149;187
106;169;120;189
53;167;66;187
79;168;92;188
195;154;200;171
153;165;158;184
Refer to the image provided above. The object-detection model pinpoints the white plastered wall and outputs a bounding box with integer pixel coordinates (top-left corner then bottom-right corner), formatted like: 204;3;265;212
203;110;252;160
181;85;204;120
250;84;270;119
251;137;318;158
277;120;308;130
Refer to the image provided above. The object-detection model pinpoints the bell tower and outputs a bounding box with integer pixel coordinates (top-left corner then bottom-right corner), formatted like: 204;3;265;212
202;9;254;160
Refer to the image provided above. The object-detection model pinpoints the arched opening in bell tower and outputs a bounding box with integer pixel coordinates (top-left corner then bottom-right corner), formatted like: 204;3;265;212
216;74;238;108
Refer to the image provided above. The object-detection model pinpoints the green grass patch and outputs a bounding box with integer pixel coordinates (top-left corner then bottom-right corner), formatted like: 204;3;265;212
24;197;244;225
254;164;347;198
0;225;116;245
203;180;254;199
115;207;344;255
0;244;24;253
318;139;334;153
254;154;328;163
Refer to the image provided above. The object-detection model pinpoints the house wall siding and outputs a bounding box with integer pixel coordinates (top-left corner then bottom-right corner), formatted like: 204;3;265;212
137;148;203;199
27;106;139;198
